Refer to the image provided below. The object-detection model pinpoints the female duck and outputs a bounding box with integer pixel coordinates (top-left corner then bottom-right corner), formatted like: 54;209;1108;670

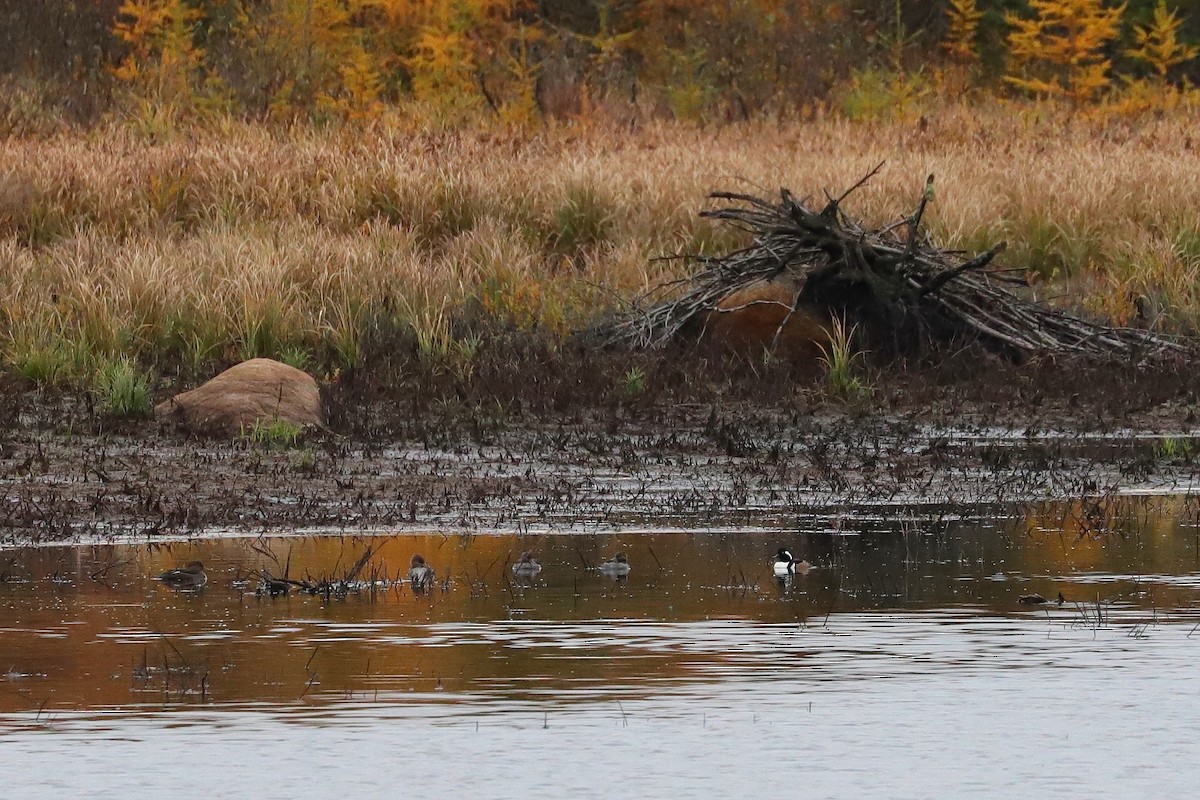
1019;591;1065;606
599;552;631;576
772;548;811;578
512;551;542;577
408;554;435;593
158;561;208;589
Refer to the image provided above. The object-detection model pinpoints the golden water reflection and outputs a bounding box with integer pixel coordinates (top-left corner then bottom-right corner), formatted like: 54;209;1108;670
3;499;1200;714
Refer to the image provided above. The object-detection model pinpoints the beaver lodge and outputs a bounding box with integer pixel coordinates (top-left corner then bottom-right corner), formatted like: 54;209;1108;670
601;167;1184;363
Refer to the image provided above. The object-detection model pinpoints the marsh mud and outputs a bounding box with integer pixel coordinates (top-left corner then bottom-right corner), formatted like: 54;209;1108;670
1;339;1199;544
1;399;1200;544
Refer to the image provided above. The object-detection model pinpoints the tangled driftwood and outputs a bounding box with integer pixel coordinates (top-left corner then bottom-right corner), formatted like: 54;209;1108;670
603;169;1184;362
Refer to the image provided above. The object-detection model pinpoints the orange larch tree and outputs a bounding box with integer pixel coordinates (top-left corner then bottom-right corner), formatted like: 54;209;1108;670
113;0;205;105
1126;0;1198;80
1004;0;1126;103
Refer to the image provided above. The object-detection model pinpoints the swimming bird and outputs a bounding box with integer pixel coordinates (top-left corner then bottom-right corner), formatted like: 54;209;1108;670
599;552;631;576
408;554;435;593
512;550;542;577
158;561;207;589
1018;592;1066;606
772;548;811;577
258;571;292;597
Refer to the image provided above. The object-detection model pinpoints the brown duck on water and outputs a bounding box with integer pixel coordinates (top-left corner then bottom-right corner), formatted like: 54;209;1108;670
1018;592;1065;606
158;561;208;589
599;552;631;576
408;554;435;593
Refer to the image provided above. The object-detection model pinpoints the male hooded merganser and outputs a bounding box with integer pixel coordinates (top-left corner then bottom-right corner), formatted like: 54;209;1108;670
512;550;542;576
772;548;811;577
408;554;435;593
158;561;208;589
599;552;631;575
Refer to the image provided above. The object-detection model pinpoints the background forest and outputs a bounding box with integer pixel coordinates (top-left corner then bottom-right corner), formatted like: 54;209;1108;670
2;0;1198;129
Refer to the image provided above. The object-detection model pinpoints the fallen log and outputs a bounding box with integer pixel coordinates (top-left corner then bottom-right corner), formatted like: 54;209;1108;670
601;169;1185;362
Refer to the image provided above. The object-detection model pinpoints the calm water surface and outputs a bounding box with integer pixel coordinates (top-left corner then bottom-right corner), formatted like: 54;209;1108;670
3;499;1200;798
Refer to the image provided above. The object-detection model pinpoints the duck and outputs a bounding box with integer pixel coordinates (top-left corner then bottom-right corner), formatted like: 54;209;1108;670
408;554;435;593
258;571;292;597
512;550;542;577
599;552;631;576
158;561;208;589
772;548;811;578
1018;591;1066;606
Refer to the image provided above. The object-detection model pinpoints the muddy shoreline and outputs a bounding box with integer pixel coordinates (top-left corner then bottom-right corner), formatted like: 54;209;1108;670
3;350;1200;545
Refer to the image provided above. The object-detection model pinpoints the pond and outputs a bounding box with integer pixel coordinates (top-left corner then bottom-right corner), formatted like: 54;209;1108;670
3;498;1200;798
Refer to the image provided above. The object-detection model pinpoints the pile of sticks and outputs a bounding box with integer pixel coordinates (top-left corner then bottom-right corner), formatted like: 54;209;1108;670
602;169;1184;361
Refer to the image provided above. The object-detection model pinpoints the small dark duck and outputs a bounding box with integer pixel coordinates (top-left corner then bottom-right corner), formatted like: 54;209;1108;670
408;554;435;593
1018;591;1066;606
599;552;631;576
512;550;542;577
259;572;292;597
158;561;208;589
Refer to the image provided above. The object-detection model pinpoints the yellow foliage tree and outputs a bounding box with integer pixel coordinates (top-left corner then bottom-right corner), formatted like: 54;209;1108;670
942;0;982;64
340;48;386;119
237;0;382;119
361;0;513;113
408;16;478;108
1126;0;1198;80
1106;0;1197;115
498;24;544;126
113;0;204;104
1004;0;1126;103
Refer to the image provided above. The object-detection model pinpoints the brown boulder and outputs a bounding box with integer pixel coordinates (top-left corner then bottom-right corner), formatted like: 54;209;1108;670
155;358;324;436
703;278;831;356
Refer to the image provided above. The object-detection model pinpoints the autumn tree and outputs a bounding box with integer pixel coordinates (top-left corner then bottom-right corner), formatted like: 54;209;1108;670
234;0;381;119
1005;0;1126;103
942;0;981;65
496;23;544;125
112;0;205;106
1126;0;1197;81
357;0;516;115
635;0;864;119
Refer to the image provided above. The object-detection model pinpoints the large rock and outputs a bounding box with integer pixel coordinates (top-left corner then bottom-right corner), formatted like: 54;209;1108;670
155;358;324;436
703;278;831;356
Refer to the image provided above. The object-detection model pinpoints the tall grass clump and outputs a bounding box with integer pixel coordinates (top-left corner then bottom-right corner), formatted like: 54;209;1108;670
12;339;77;385
818;318;868;401
3;309;87;385
547;182;614;261
92;356;153;418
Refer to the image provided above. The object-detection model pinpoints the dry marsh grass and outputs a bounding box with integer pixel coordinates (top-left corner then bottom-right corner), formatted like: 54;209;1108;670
2;105;1200;389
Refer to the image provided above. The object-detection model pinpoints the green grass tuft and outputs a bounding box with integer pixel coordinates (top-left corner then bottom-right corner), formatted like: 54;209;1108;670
621;366;647;399
818;317;869;402
241;418;305;447
277;345;312;371
92;356;153;417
